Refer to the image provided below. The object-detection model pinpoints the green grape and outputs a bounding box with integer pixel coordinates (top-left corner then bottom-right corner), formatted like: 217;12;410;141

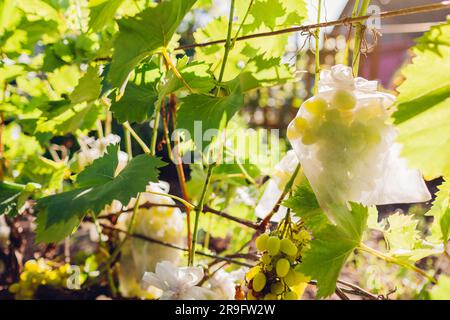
270;282;284;295
303;97;327;117
301;128;317;145
331;89;356;110
295;229;311;242
261;253;271;265
252;272;267;292
280;238;297;256
283;269;301;287
283;291;298;300
324;109;342;122
255;233;269;251
247;290;257;300
364;126;381;146
287;117;309;141
276;258;290;277
9;283;20;294
264;293;278;300
267;236;280;256
293;117;309;131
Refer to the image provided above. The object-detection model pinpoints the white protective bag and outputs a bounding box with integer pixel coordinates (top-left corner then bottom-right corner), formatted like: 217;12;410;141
287;64;431;208
117;181;185;298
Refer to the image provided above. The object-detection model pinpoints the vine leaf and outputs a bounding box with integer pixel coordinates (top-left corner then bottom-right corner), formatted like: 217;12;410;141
108;0;197;89
0;182;40;217
368;210;443;262
88;0;125;32
296;203;368;298
283;180;329;233
393;20;450;179
110;80;159;124
430;275;450;300
426;178;450;245
35;66;102;136
177;81;243;143
36;144;166;243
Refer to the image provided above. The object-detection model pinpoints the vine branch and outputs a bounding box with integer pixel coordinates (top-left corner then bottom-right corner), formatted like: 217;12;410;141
175;2;450;51
100;223;254;268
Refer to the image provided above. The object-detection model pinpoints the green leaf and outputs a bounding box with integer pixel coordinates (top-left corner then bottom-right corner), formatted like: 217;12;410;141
108;0;197;88
36;66;103;136
243;0;286;32
0;181;25;216
426;178;450;244
283;179;329;232
159;56;215;97
76;144;118;188
0;181;40;216
368;209;443;262
110;80;158;124
393;21;450;179
18;156;66;192
177;81;243;142
297;203;368;298
69;66;102;104
36;144;166;242
88;0;125;32
430;275;450;300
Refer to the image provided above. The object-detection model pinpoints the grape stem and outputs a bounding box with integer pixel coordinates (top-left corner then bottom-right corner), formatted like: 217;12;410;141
352;0;371;76
144;190;195;210
122;122;151;154
343;0;360;66
100;223;254;268
160;47;193;93
217;0;236;86
189;163;215;266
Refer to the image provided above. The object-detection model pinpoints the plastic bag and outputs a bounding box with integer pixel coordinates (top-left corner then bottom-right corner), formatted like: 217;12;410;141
117;181;185;298
287;64;431;208
255;150;303;222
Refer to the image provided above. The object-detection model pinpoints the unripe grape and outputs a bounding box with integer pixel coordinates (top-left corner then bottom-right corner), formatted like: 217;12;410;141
9;283;20;294
331;90;356;110
261;253;271;265
283;269;301;287
293;117;309;131
24;260;39;273
264;293;278;300
267;236;280;256
247;290;257;300
283;291;298;300
287;117;309;141
270;282;284;295
276;258;290;277
252;272;267;292
295;229;311;242
20;272;29;282
280;238;297;256
255;233;269;252
303;97;327;117
301;129;317;145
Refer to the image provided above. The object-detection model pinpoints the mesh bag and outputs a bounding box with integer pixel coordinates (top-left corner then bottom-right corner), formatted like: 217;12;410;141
287;65;431;208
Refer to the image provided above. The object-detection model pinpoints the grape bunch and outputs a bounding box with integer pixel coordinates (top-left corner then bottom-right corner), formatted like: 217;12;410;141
287;89;388;204
245;219;311;300
9;259;77;299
